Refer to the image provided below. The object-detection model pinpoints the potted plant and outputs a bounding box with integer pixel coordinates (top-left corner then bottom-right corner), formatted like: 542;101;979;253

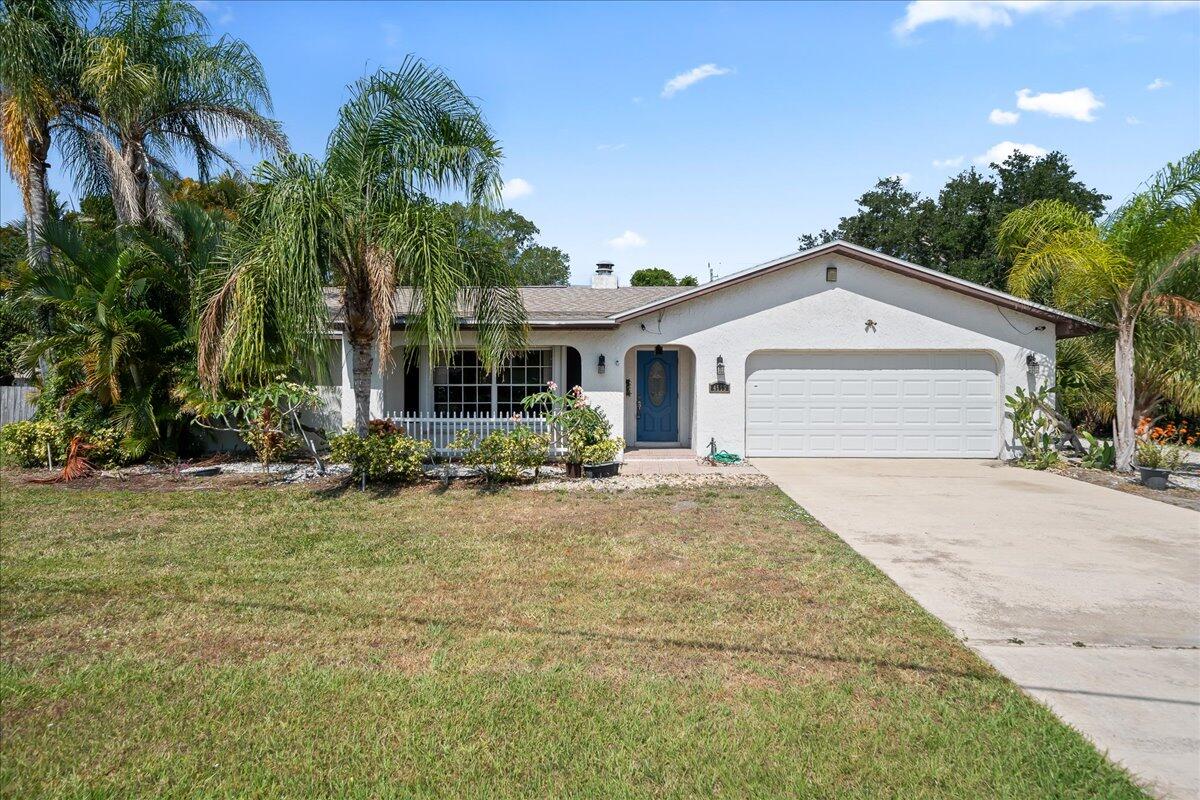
1134;418;1192;490
522;383;624;479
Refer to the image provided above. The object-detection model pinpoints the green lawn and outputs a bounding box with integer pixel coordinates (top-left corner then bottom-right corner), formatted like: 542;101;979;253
0;474;1146;798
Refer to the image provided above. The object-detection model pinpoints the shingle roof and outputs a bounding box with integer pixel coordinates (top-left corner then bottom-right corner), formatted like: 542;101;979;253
323;241;1099;338
324;284;687;326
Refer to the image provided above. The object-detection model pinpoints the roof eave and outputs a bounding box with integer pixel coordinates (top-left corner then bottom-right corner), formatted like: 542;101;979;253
610;241;1100;338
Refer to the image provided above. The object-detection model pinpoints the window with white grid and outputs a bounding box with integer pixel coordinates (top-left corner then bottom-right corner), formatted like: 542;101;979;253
433;349;551;416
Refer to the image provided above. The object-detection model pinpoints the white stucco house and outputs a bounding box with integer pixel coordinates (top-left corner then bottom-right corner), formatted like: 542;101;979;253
321;241;1095;459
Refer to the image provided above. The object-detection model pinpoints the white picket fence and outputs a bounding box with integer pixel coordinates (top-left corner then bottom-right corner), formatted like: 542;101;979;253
0;385;37;426
388;412;564;457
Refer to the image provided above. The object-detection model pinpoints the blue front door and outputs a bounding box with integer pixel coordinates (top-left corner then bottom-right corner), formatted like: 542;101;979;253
636;350;678;442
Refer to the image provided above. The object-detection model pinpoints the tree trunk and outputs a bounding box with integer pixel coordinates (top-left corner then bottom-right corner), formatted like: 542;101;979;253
1113;317;1137;472
350;338;374;437
24;129;52;267
25;126;52;380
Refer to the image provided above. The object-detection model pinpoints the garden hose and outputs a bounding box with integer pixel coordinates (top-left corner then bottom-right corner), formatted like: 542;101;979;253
707;450;742;465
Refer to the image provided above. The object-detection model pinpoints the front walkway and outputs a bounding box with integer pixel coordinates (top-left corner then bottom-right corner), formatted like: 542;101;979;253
621;448;760;476
756;458;1200;800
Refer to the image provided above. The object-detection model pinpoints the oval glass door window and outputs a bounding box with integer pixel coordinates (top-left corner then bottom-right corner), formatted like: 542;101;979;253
648;360;666;406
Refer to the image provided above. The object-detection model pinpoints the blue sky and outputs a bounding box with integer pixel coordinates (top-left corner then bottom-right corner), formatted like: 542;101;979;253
3;0;1198;284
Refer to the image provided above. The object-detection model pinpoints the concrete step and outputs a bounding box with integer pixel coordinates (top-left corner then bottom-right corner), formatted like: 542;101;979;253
623;448;696;461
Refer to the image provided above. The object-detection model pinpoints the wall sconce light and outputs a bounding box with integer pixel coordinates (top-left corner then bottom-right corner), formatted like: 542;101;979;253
654;344;663;355
1026;354;1039;369
865;319;877;332
597;354;606;374
826;265;837;282
709;354;731;394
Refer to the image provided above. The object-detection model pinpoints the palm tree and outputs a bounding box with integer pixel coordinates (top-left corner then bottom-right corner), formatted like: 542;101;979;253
0;0;86;266
59;0;285;231
199;59;526;435
998;151;1200;470
9;216;201;455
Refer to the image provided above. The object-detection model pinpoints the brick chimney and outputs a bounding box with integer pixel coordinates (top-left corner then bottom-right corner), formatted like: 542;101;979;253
592;261;618;289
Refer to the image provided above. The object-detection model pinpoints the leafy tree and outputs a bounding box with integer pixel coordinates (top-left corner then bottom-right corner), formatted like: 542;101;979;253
515;244;570;286
63;0;285;230
998;151;1200;471
630;268;699;287
200;60;525;435
447;203;569;285
800;152;1110;289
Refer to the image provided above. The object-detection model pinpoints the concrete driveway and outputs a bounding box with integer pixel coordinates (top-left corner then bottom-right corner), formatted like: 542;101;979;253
756;458;1200;800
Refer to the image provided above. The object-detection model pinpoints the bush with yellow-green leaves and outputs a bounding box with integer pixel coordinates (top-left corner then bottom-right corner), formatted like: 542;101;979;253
0;419;125;469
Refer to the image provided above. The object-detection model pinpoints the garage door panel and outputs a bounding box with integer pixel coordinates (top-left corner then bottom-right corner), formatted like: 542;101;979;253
746;352;1000;458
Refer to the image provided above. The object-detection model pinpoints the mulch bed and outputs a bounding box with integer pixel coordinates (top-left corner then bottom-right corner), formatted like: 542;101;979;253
1050;463;1200;512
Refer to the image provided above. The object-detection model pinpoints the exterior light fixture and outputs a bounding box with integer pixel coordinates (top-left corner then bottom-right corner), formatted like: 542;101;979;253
709;354;730;394
597;354;606;374
826;265;837;282
1026;354;1039;369
654;344;663;355
865;319;877;332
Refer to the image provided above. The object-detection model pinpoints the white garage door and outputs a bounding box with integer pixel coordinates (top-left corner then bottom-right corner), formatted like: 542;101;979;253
746;352;1000;458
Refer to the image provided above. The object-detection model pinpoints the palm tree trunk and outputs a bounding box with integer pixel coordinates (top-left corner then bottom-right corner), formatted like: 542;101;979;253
25;124;53;380
24;127;51;267
1113;316;1137;471
350;338;374;437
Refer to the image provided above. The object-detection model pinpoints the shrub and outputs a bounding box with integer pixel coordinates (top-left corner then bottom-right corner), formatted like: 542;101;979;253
453;426;550;483
521;383;624;465
1006;385;1059;469
1133;417;1189;471
579;435;624;465
186;380;323;470
329;425;431;483
1;418;126;469
1136;440;1183;471
1078;431;1115;470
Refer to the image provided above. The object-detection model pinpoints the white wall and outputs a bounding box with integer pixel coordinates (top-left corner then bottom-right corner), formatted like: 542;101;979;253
357;254;1058;457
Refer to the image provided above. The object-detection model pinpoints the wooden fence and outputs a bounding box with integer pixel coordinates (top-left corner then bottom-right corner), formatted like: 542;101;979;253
389;412;564;457
0;385;36;426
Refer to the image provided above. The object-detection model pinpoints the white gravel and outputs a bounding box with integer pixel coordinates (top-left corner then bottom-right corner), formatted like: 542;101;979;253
521;472;773;492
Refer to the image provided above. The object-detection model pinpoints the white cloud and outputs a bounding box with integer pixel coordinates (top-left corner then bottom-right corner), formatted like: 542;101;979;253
1015;87;1102;122
1125;115;1142;125
895;1;1193;36
194;0;233;24
501;178;533;201
932;156;965;168
382;22;402;48
1146;77;1170;91
661;64;732;98
988;108;1020;125
976;141;1049;165
608;230;647;249
596;143;627;152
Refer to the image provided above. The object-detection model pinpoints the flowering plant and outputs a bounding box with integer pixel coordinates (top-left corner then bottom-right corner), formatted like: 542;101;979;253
522;382;623;465
1134;417;1191;471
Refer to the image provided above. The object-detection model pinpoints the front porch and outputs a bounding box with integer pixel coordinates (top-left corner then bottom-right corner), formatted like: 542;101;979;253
332;336;699;454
